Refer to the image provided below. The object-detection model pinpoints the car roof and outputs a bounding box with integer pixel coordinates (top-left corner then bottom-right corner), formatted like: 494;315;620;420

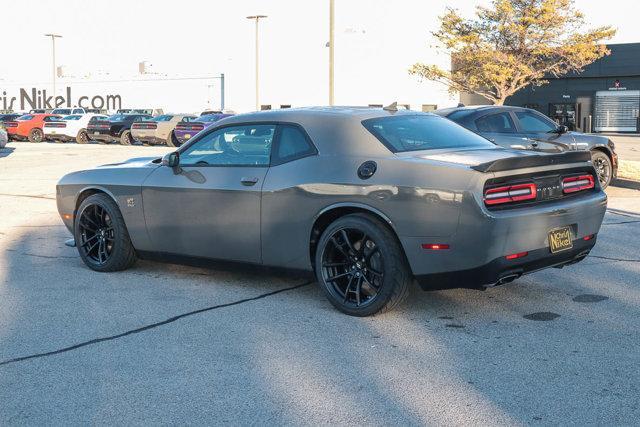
435;105;532;117
210;106;438;157
218;106;431;124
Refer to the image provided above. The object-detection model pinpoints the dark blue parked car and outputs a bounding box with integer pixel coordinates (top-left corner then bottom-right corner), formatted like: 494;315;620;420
436;106;617;188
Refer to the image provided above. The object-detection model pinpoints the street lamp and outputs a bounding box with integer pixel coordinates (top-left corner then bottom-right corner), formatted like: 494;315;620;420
246;15;267;111
44;34;63;100
328;0;335;106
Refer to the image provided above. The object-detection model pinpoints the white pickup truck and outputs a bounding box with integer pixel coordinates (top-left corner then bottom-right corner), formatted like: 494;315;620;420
44;113;108;143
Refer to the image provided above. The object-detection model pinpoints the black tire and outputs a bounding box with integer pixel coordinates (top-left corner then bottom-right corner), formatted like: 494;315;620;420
166;130;179;147
591;150;612;189
315;213;411;316
76;129;89;144
75;193;137;272
120;130;133;146
28;127;44;143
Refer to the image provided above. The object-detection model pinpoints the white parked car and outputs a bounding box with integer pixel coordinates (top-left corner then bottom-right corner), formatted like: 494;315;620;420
51;107;89;116
0;128;7;148
44;113;109;144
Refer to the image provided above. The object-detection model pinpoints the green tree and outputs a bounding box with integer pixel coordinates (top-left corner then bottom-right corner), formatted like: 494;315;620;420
410;0;616;105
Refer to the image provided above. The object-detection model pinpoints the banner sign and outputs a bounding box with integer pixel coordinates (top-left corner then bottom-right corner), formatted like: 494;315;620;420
1;87;122;111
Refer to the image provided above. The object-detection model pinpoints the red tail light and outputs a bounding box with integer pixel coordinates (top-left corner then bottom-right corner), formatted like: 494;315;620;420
562;174;595;194
4;121;18;128
484;183;537;206
132;123;157;130
505;251;528;260
177;123;204;133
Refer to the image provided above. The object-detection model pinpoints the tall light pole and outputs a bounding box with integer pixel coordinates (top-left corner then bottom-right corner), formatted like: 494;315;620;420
44;34;63;99
329;0;335;106
246;15;267;111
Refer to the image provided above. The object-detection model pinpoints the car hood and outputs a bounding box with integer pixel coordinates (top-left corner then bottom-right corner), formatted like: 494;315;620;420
98;156;161;169
568;132;612;149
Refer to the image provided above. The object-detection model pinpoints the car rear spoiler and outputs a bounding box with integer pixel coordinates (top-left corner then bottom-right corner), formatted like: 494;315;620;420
472;151;591;173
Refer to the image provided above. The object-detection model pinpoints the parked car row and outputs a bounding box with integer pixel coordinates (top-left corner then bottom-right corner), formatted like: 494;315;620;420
0;110;233;147
1;104;618;188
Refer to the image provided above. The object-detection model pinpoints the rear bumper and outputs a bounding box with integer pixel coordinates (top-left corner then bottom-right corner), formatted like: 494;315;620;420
401;189;607;282
133;132;164;145
415;236;596;290
6;127;25;137
174;131;195;144
88;130;117;142
45;132;73;141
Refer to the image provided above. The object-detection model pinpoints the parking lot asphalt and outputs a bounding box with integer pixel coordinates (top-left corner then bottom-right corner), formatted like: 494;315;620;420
1;142;639;425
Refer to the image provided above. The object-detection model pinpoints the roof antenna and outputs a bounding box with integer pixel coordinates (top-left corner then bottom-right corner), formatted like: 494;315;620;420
383;101;398;112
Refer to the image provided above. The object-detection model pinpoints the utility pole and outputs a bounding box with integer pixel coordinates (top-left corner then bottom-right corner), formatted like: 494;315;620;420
44;34;63;100
247;15;267;111
220;73;225;111
329;0;335;106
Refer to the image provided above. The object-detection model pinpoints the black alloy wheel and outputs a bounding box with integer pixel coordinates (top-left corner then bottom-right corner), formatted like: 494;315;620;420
75;193;137;272
591;151;612;189
78;203;114;266
316;213;411;316
321;227;384;308
28;128;44;143
120;130;133;145
166;130;180;147
76;129;89;144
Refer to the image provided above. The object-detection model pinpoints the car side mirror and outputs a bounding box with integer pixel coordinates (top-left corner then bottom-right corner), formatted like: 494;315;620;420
557;125;568;134
162;151;180;169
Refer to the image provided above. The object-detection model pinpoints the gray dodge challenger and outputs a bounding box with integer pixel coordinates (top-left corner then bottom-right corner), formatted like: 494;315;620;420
57;107;607;316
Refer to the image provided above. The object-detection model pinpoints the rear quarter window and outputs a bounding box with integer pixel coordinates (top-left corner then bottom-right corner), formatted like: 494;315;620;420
362;115;494;153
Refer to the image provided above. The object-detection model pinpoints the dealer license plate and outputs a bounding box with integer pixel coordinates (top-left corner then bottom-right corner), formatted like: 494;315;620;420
548;226;573;253
94;131;99;135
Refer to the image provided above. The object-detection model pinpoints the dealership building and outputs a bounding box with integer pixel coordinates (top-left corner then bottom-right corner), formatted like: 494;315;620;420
462;43;640;133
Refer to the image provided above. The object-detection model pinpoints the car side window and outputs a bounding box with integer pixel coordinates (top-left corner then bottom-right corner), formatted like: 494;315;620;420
273;125;317;165
475;113;515;133
516;111;557;133
180;124;275;167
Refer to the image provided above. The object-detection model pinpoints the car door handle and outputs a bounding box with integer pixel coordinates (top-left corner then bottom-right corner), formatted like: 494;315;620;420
241;177;259;186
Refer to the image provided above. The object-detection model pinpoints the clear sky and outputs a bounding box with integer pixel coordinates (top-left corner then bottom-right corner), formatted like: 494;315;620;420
0;0;636;112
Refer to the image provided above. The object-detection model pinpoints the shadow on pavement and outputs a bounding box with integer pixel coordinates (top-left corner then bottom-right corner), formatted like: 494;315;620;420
0;147;15;158
0;215;639;424
612;178;640;190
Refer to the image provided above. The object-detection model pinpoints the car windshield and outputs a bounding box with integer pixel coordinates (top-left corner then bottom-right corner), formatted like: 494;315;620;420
53;109;71;115
363;114;495;153
151;115;173;122
63;115;82;120
108;114;129;122
199;114;225;123
17;115;34;121
447;109;476;122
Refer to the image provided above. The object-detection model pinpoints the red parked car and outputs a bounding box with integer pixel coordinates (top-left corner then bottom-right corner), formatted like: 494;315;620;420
5;114;61;142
